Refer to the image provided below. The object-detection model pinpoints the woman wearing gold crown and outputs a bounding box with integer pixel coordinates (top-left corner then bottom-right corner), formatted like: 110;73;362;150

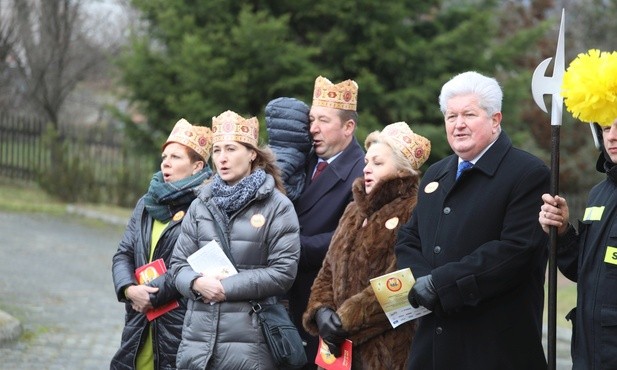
111;119;213;370
540;49;617;369
303;121;430;369
171;110;301;369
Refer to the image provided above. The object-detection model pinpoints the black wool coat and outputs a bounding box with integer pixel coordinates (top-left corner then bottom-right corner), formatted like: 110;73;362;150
395;131;550;370
110;197;187;370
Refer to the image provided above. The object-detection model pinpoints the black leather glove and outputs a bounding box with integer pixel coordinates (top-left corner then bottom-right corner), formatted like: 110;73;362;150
409;275;439;311
315;307;347;357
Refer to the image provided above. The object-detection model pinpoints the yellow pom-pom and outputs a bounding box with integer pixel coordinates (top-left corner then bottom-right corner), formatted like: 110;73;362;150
561;49;617;127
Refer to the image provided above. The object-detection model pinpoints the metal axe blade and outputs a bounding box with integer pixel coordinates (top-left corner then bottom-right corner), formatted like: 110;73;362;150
531;9;565;126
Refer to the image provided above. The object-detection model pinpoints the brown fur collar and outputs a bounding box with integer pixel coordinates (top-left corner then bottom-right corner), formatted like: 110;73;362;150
352;174;420;218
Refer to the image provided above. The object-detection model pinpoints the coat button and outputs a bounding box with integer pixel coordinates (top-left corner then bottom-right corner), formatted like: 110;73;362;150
443;207;451;214
436;326;443;334
433;246;441;254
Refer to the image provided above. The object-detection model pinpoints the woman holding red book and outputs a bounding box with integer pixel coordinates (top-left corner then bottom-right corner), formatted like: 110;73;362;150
110;118;213;370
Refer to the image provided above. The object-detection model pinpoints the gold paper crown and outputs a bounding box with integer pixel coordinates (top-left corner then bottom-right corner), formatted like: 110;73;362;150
163;118;212;161
312;76;358;111
562;49;617;127
381;121;431;170
211;110;259;147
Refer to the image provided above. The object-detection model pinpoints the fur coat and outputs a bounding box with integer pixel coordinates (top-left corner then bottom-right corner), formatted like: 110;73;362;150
303;175;419;370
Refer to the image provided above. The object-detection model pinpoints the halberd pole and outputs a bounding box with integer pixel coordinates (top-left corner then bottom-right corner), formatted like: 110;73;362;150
530;9;566;370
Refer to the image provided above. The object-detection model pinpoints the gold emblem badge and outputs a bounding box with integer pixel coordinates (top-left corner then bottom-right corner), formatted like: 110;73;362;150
138;266;160;284
385;217;399;230
425;182;439;193
318;339;337;365
173;211;185;221
251;214;266;228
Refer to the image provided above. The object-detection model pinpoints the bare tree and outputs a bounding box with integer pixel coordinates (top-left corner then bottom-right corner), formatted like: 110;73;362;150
561;0;617;56
0;0;126;128
0;2;20;108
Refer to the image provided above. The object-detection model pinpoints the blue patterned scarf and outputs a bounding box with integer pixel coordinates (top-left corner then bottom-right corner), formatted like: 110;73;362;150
144;166;213;222
211;169;266;218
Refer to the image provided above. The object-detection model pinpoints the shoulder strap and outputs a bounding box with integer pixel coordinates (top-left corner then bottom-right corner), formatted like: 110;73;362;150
206;206;237;268
207;205;275;310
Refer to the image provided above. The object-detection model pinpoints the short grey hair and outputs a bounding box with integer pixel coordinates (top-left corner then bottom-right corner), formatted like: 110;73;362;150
438;71;503;116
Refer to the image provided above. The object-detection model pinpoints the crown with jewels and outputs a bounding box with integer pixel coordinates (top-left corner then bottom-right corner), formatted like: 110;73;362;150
163;118;212;161
381;121;431;170
312;76;358;111
211;110;259;147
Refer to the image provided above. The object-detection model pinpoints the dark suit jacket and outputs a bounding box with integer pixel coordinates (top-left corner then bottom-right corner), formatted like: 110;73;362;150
288;137;365;359
395;131;550;370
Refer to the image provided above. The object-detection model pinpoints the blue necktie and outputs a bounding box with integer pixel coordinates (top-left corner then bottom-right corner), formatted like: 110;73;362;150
456;161;473;180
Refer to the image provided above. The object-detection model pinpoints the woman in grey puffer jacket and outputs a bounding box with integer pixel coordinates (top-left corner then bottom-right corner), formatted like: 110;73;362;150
171;110;300;370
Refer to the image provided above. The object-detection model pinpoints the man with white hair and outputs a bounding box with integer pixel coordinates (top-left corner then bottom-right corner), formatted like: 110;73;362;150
395;71;550;370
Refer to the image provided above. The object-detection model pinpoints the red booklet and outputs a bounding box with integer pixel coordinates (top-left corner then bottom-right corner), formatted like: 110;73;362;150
314;337;352;370
134;258;179;321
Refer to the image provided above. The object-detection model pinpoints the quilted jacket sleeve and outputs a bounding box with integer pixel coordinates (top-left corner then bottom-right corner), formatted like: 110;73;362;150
265;97;311;201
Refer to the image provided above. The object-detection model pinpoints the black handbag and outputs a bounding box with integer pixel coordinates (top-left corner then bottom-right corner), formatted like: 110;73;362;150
250;301;308;369
208;210;307;368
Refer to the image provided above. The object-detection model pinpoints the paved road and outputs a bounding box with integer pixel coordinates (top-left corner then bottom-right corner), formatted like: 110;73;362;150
544;325;574;370
0;211;125;369
0;210;574;369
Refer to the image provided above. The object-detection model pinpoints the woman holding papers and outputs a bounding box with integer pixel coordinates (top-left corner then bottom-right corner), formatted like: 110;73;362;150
110;119;213;370
303;121;430;369
171;110;301;369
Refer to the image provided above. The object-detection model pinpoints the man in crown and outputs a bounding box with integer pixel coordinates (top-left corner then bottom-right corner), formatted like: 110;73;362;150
288;76;365;366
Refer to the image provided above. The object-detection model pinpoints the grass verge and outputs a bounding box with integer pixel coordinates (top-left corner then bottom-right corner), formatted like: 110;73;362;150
0;177;131;225
546;272;577;330
0;178;67;215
